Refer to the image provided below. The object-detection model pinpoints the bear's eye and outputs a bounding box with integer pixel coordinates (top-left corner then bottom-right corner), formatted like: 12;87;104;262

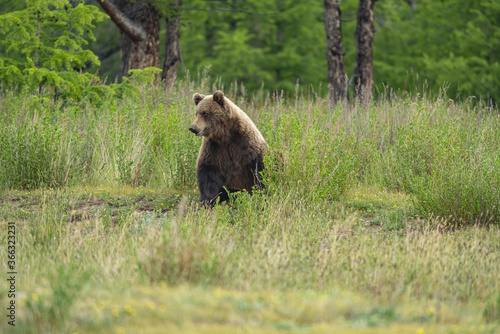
202;112;208;117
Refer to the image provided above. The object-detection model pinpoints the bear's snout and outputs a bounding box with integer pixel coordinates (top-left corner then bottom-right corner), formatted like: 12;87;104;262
189;125;203;136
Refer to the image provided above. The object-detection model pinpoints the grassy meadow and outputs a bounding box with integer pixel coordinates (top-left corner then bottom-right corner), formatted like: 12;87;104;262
0;75;499;334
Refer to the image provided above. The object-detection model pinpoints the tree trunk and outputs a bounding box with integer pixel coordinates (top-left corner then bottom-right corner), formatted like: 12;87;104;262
353;0;376;102
162;0;182;88
97;0;160;78
324;0;346;105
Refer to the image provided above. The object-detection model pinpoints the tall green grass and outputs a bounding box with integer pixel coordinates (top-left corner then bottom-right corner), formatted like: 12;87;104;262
0;75;499;226
1;71;499;332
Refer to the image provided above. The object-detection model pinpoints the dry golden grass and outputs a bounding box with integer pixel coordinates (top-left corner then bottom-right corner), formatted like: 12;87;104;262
1;186;499;333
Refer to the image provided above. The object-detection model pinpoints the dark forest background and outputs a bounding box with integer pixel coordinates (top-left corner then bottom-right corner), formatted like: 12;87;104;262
1;0;499;102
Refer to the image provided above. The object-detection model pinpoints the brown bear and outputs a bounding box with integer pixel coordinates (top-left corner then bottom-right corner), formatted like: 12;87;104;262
189;90;266;206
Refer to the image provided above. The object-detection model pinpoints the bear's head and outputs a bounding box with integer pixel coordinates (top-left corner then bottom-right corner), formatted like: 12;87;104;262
189;90;232;140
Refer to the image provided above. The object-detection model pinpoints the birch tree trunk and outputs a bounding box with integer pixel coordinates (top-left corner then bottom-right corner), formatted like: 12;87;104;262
324;0;346;105
353;0;376;102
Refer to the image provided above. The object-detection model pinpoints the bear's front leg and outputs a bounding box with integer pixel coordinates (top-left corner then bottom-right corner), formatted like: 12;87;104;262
197;164;227;207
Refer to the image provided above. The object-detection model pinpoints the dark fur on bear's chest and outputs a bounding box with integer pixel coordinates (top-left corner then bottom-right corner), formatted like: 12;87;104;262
197;136;264;204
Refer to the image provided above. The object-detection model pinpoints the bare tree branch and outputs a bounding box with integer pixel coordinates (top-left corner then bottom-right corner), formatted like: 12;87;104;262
96;0;146;41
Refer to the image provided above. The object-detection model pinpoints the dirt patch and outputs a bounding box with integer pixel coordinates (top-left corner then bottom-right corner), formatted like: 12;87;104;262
77;198;105;211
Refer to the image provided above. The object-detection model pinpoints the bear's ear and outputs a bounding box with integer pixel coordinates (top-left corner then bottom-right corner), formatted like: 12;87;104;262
193;93;205;106
213;90;225;107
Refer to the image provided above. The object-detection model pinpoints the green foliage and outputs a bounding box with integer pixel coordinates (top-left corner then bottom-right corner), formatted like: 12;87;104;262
0;0;106;99
411;136;500;225
375;0;500;101
262;108;357;202
0;95;92;189
378;98;500;225
179;0;327;93
122;0;500;100
178;0;500;100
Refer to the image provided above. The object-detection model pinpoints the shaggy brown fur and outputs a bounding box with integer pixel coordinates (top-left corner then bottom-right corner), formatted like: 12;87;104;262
189;90;266;206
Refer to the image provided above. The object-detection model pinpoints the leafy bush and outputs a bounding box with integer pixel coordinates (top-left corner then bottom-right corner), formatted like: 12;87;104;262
378;99;500;226
0;105;91;189
411;133;500;225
